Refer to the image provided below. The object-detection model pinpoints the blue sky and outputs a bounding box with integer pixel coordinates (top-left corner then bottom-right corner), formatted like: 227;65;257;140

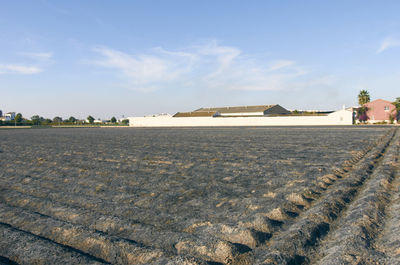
1;1;399;119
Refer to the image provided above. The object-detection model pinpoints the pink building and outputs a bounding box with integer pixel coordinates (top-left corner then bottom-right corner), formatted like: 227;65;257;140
364;99;397;123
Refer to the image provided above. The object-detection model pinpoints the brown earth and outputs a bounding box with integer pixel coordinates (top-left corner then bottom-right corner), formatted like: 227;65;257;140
0;126;399;264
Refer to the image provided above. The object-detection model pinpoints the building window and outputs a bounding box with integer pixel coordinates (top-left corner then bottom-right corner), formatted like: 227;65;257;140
384;106;390;111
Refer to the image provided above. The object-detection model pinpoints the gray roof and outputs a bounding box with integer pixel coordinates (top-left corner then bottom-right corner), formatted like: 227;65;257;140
173;111;217;117
195;105;277;114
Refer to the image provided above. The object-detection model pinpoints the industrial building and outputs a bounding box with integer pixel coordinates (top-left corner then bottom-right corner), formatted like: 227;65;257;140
128;104;353;127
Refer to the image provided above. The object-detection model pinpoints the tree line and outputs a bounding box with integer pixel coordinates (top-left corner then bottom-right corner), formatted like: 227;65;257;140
0;114;129;126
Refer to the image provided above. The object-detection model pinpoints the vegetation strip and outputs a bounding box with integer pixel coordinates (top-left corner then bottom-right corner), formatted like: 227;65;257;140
252;128;396;264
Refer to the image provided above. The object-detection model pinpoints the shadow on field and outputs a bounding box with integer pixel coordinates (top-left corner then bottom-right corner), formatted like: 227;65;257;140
0;256;19;265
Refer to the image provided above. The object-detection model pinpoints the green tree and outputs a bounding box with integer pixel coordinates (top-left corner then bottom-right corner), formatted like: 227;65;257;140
393;97;400;122
110;117;117;123
121;119;129;125
393;97;400;110
356;106;369;123
389;114;395;124
15;113;23;124
87;115;95;124
358;90;371;106
68;116;77;123
53;117;63;124
31;115;41;125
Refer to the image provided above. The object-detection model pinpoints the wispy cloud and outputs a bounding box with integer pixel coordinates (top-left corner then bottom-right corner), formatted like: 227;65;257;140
92;47;181;91
90;40;329;92
268;60;296;71
377;37;400;53
0;51;53;75
19;52;53;61
0;64;42;74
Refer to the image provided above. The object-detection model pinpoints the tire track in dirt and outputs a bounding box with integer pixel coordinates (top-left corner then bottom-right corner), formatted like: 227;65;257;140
372;138;400;265
251;128;397;264
311;128;399;264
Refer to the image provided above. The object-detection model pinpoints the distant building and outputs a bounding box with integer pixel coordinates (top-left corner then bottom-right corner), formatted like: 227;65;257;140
129;104;353;127
85;119;104;124
173;111;219;117
0;112;15;121
173;104;290;117
5;112;16;120
346;106;360;124
363;99;397;123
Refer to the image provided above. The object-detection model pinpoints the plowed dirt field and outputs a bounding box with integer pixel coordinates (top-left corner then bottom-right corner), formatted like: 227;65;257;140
0;126;399;264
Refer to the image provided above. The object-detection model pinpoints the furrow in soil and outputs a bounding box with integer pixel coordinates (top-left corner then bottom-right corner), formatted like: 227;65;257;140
252;128;397;264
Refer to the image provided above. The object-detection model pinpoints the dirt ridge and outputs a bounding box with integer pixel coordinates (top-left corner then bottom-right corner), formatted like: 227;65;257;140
0;127;395;264
252;128;398;264
0;222;108;265
0;188;247;264
312;129;399;264
373;140;400;265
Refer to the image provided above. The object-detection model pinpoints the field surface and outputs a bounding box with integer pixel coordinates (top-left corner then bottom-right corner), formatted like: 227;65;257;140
0;126;399;264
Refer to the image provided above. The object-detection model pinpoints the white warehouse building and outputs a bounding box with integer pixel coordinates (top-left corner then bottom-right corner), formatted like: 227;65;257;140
128;104;353;127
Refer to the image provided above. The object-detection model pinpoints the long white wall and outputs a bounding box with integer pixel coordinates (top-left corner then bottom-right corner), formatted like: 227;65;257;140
128;109;353;127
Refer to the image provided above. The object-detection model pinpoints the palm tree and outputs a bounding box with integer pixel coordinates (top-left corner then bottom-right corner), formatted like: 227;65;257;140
358;90;370;106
